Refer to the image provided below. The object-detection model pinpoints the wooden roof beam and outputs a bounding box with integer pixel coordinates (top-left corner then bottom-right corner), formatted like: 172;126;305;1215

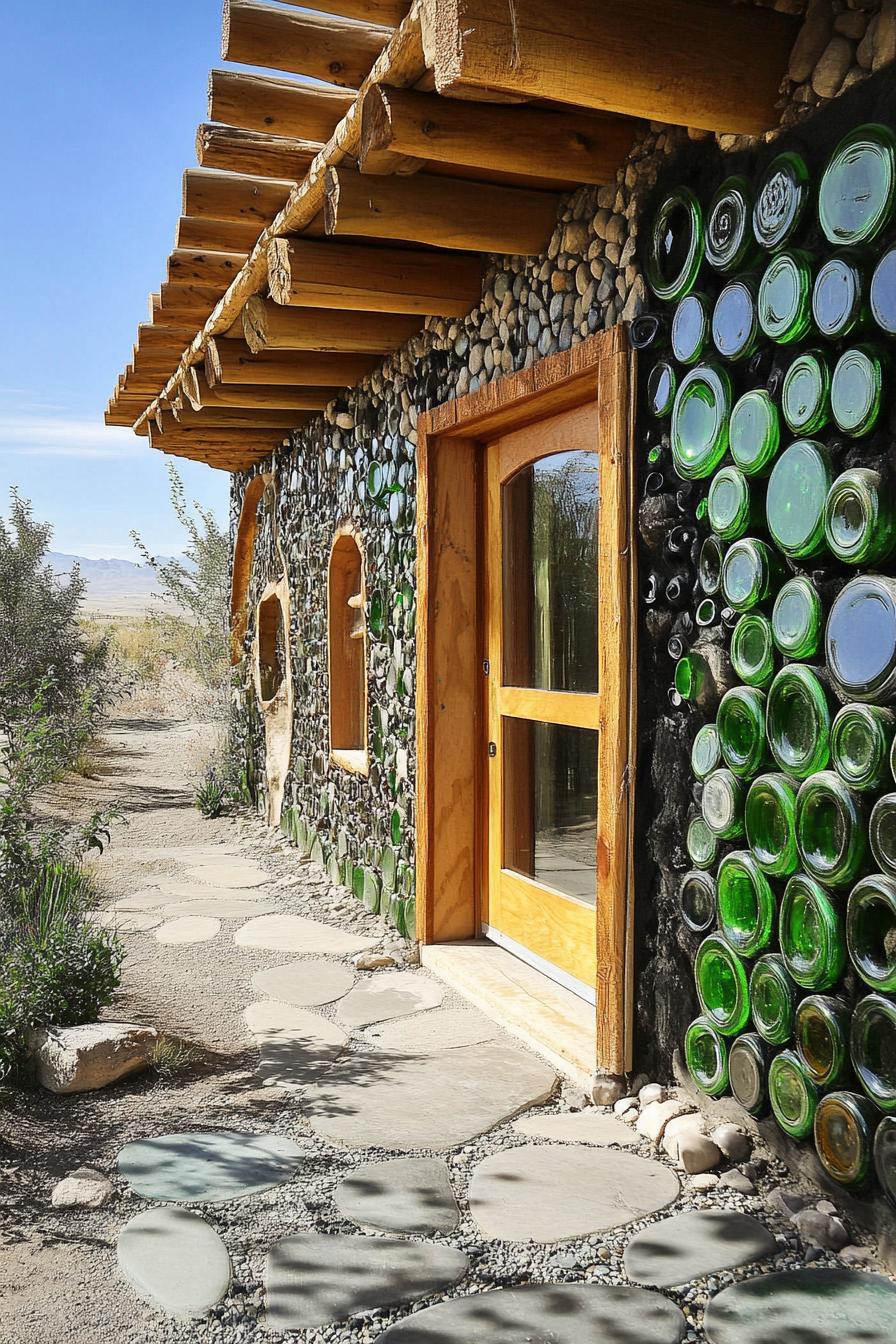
167;249;246;287
166;405;309;432
208;70;354;143
176;215;262;254
183;365;334;412
360;84;637;184
242;297;419;355
420;0;798;135
206;339;377;389
222;0;389;88
325;165;559;254
195;125;321;181
276;0;411;23
157;282;224;324
267;236;481;316
183;168;295;225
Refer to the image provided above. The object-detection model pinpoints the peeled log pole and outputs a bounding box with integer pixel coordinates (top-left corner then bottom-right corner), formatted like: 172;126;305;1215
222;1;389;88
168;404;308;431
176;216;263;255
420;0;798;134
158;282;224;324
195;124;321;180
242;297;420;354
184;366;334;412
168;249;246;287
267;237;481;316
360;84;636;184
206;339;377;388
325;165;559;254
183;169;295;224
275;0;410;23
208;70;354;143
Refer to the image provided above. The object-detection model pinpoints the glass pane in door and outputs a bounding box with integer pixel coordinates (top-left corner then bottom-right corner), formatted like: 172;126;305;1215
502;450;599;692
503;719;598;905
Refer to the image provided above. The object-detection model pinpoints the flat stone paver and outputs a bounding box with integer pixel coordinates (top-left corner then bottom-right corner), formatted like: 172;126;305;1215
118;1130;303;1203
362;1008;500;1054
183;860;270;888
624;1209;777;1288
91;910;162;933
704;1268;896;1344
117;1206;231;1317
303;1042;557;1150
252;959;354;1007
469;1144;680;1242
337;971;444;1028
265;1232;469;1330
336;1158;459;1235
244;1000;347;1089
158;880;274;902
161;897;278;919
375;1284;687;1343
235;913;377;957
514;1110;639;1147
113;891;178;912
155;916;221;944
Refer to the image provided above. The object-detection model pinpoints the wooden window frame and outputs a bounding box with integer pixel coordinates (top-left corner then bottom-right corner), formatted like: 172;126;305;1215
328;524;369;777
230;472;274;664
415;327;637;1074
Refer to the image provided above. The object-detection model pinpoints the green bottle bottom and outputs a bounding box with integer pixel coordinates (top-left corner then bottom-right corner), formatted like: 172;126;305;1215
685;1016;730;1096
769;1048;820;1139
814;1091;878;1186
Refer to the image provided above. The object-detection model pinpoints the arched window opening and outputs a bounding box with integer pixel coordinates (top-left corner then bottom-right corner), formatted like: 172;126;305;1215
257;592;286;704
328;529;368;772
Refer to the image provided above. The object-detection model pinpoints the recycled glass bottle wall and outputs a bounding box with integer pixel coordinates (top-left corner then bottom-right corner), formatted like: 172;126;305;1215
641;107;896;1203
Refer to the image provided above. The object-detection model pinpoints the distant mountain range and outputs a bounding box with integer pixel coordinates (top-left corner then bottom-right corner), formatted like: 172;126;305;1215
49;551;176;616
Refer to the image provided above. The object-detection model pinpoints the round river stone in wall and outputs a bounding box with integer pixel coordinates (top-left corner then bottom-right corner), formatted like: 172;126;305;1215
251;959;354;1007
117;1130;303;1203
336;971;445;1028
335;1158;460;1235
265;1233;469;1330
235;914;377;957
303;1043;557;1151
514;1110;639;1147
243;1000;347;1089
117;1206;231;1318
155;916;221;945
705;1268;896;1344
183;861;269;889
469;1145;680;1242
374;1284;687;1343
624;1209;777;1288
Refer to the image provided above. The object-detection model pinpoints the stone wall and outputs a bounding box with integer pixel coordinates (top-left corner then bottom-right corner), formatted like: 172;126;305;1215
231;1;891;1074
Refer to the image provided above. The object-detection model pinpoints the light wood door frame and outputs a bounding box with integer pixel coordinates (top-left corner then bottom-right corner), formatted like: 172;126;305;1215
415;327;636;1074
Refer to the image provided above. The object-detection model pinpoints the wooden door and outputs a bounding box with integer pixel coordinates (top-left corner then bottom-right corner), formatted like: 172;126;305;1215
483;399;622;998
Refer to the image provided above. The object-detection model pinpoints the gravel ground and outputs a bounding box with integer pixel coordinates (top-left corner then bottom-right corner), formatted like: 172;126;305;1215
0;687;887;1343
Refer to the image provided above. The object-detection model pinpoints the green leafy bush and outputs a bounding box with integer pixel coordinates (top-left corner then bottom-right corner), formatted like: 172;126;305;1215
0;863;123;1079
195;765;227;819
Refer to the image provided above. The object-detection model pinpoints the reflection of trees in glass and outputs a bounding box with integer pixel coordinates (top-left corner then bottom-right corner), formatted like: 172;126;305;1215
531;451;599;695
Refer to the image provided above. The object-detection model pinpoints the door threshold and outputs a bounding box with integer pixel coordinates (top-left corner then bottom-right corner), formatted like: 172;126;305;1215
420;940;595;1089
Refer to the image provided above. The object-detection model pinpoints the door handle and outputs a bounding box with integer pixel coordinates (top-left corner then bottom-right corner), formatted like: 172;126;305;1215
488;741;497;758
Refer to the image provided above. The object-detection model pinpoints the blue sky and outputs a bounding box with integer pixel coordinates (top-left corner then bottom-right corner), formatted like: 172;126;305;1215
0;1;230;559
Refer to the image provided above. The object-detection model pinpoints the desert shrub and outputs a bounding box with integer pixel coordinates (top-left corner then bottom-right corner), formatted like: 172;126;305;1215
0;862;123;1078
131;463;230;692
150;1034;197;1080
194;764;227;819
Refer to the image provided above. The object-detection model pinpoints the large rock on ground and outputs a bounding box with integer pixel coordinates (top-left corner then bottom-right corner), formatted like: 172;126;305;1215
51;1166;114;1209
27;1022;159;1094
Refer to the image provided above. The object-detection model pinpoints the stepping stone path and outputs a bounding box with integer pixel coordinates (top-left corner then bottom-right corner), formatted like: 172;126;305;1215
265;1232;469;1330
337;970;445;1027
303;1042;557;1150
624;1209;777;1288
514;1110;639;1147
160;897;278;919
117;1130;302;1203
92;910;162;933
155;916;220;944
704;1268;896;1344
336;1157;460;1235
235;913;377;956
243;1000;347;1088
251;958;354;1007
117;1207;230;1318
113;891;179;912
362;1007;500;1054
375;1283;687;1343
469;1144;680;1242
183;860;269;888
157;880;275;902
